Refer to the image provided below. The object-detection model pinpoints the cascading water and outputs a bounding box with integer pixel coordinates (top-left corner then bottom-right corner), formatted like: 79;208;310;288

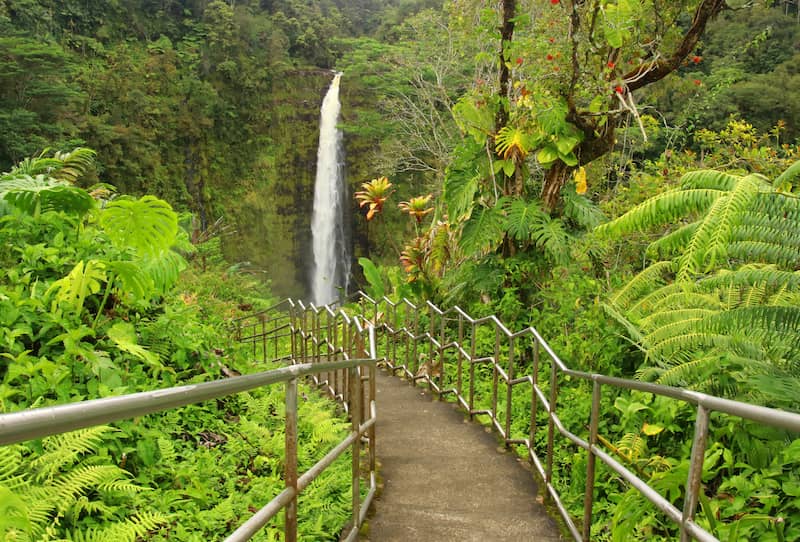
311;72;350;306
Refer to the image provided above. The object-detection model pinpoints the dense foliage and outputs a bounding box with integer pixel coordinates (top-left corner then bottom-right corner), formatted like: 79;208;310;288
0;152;356;541
3;0;800;540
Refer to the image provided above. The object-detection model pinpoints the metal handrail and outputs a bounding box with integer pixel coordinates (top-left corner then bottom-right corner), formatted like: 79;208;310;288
1;309;379;542
235;301;379;541
331;291;800;542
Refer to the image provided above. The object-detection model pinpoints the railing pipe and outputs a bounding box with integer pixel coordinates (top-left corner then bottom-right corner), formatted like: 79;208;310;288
582;380;601;540
285;378;299;542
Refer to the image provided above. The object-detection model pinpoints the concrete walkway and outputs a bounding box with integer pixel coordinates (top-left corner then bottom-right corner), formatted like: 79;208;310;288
360;369;564;541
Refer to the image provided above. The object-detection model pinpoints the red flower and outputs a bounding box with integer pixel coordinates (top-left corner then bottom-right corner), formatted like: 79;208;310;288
614;85;624;94
693;79;702;86
516;57;523;65
607;61;615;69
550;0;559;4
549;37;555;44
692;55;702;64
546;54;554;61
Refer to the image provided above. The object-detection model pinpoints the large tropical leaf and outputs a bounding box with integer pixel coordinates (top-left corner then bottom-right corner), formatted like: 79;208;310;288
99;196;179;257
459;204;505;255
503;198;548;242
0;175;95;217
47;260;107;314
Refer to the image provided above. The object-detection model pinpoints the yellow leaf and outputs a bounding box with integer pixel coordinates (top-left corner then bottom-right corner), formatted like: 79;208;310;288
642;422;664;436
574;166;588;194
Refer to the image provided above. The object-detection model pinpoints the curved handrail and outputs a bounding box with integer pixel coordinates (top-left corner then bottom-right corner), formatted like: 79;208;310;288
325;291;800;542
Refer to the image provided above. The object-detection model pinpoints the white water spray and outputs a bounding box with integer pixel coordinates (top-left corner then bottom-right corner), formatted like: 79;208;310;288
311;72;350;306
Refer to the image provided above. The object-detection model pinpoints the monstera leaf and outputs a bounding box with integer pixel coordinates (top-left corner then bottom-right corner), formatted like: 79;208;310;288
0;174;95;217
99;196;179;257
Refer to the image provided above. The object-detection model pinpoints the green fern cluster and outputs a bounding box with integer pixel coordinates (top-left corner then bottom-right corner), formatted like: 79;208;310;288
0;426;168;541
598;162;800;406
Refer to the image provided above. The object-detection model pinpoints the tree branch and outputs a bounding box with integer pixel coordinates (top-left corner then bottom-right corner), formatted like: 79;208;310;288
623;0;726;92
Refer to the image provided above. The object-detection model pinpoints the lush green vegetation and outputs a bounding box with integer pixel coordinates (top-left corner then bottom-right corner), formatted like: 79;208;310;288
0;151;356;540
3;0;800;540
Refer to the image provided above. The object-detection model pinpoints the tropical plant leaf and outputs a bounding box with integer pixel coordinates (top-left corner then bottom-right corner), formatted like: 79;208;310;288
358;257;385;300
107;322;160;366
47;260;107;314
503;198;548;241
99;196;179;257
0;175;95;217
459;204;505;255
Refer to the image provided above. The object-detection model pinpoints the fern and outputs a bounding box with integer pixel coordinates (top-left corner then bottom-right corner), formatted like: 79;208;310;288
604;162;800;403
1;426;154;542
68;511;169;542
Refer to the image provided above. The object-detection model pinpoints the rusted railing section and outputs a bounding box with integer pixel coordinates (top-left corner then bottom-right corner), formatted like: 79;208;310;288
0;302;378;542
323;291;799;542
233;299;378;541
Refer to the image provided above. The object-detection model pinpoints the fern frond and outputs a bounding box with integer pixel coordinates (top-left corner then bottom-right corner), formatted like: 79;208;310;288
727;240;800;268
639;308;718;329
679;169;745;191
641;317;708;348
31;426;116;481
596;188;724;236
609;261;675;312
68;511;169;542
650;355;725;387
646;222;699;259
51;465;142;512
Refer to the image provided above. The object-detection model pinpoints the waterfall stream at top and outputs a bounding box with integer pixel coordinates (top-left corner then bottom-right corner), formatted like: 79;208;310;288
310;72;350;306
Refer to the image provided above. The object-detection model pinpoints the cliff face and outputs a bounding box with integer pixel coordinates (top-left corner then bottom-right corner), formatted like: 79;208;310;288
220;70;329;299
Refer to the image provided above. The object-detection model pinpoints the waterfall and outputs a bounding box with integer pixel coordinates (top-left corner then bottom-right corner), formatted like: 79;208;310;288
311;72;350;306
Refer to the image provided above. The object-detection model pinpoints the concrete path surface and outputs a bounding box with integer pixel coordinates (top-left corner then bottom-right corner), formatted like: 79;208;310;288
360;369;564;541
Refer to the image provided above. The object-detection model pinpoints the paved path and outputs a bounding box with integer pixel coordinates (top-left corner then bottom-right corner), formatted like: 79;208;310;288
360;370;564;541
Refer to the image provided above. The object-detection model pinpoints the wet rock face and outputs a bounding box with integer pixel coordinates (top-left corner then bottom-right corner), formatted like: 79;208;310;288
221;70;373;300
221;71;328;299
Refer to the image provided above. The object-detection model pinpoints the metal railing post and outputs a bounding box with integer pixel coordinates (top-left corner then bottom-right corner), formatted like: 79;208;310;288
285;378;298;542
504;336;515;444
469;322;477;417
582;380;602;540
349;365;362;535
492;325;501;425
681;405;710;542
456;315;464;398
545;354;558;497
530;339;540;447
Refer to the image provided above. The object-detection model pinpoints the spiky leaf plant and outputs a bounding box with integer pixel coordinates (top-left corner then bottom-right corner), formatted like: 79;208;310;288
599;162;800;407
